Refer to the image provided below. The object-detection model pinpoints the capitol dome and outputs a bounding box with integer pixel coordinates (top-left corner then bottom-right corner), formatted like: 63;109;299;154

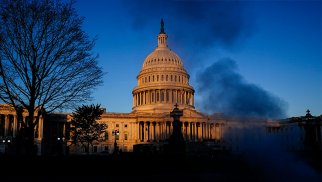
132;20;195;113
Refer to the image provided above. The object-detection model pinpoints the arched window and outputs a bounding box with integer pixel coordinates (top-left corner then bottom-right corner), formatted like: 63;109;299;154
161;75;164;81
157;75;159;81
166;75;168;81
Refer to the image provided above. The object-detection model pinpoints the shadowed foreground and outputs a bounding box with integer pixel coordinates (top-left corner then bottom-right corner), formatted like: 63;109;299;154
0;153;263;182
1;151;321;182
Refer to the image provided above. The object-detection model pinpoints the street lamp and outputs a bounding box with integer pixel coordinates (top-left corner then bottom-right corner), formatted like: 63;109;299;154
112;129;119;154
2;137;11;155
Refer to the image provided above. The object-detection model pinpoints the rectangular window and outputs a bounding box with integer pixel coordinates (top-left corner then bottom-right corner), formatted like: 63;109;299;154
124;133;128;140
116;124;119;127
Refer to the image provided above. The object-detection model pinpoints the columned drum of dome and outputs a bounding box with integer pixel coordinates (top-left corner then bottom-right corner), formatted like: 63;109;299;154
132;20;195;113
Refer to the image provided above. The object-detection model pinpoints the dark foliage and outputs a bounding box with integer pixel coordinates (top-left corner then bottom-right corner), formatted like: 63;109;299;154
0;0;103;155
70;104;106;153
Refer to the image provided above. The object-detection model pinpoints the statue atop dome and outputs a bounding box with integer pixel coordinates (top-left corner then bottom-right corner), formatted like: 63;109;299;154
160;18;165;34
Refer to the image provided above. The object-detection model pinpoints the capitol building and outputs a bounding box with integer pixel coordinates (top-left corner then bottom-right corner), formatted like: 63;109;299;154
68;20;226;154
0;20;226;155
1;21;319;156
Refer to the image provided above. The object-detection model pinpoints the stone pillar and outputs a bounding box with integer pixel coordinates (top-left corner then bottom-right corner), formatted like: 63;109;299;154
141;92;143;105
198;123;202;141
139;122;142;141
135;122;138;142
184;122;188;140
160;122;164;140
187;122;190;141
153;122;156;141
133;95;135;107
195;123;198;141
135;94;138;106
147;122;150;141
190;122;194;141
147;91;150;104
38;117;43;139
143;91;146;105
4;115;9;136
192;93;194;106
202;123;205;140
13;115;17;137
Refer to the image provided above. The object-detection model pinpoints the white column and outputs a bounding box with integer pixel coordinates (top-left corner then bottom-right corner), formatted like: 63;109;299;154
13;116;18;137
187;122;191;141
38;117;43;139
192;93;194;106
135;122;138;142
143;91;146;105
139;122;142;141
4;115;9;136
152;122;155;141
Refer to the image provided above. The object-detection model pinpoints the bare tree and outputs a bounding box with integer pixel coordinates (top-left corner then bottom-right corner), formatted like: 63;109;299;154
0;0;103;155
70;104;106;154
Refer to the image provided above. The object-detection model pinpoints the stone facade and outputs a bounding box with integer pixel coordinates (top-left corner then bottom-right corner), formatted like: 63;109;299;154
68;21;226;154
0;104;44;155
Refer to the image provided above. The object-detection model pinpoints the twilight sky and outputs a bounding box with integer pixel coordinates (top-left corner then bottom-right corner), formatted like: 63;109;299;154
74;0;321;118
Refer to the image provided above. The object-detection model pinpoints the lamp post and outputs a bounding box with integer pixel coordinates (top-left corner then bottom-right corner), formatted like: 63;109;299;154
2;137;11;155
113;129;119;154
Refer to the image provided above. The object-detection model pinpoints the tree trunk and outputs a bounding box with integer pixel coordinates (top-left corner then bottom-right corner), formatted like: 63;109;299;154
25;108;36;156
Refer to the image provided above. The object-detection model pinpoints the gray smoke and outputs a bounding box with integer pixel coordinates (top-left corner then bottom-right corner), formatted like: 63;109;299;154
197;58;287;119
225;123;321;182
124;0;254;66
125;0;286;118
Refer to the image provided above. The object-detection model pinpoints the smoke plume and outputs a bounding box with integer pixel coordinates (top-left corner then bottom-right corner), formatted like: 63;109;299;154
197;58;287;119
124;0;254;66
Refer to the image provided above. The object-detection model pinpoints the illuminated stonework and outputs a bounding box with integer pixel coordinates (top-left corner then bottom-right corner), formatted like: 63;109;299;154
0;104;44;155
81;20;226;154
132;22;195;113
0;21;226;155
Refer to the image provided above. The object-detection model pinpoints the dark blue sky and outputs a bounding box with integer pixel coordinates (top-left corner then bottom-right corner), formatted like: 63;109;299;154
75;0;321;118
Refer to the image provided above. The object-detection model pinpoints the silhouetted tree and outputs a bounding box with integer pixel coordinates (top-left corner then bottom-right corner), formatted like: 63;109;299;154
0;0;103;155
70;104;106;154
